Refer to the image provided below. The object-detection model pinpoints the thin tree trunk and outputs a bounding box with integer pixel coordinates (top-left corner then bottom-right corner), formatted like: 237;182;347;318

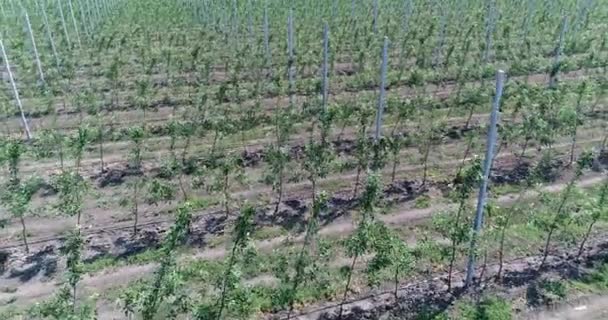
540;183;574;269
20;216;29;253
274;173;283;215
223;174;230;217
422;144;431;186
540;226;556;269
133;181;139;235
393;268;400;299
518;138;530;164
569;133;577;166
496;212;512;281
478;249;488;286
216;245;239;320
464;106;475;130
181;135;191;164
353;166;361;199
391;158;398;183
447;202;465;291
99;125;105;172
576;220;596;260
338;254;359;319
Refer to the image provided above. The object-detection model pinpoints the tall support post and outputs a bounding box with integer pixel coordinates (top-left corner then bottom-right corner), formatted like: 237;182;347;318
0;39;33;140
23;7;45;84
464;70;506;287
38;0;61;69
521;0;536;43
321;22;329;111
482;0;496;63
75;0;92;41
67;0;82;48
263;2;271;67
287;8;295;107
432;8;447;68
57;0;72;48
374;37;389;142
372;0;378;34
549;16;568;88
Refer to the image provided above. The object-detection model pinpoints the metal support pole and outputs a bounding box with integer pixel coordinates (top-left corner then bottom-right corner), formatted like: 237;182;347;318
372;0;378;34
464;70;505;287
38;0;61;69
23;7;45;84
0;39;33;140
57;0;72;48
287;9;295;107
67;0;82;48
374;37;389;142
549;16;568;88
321;22;329;111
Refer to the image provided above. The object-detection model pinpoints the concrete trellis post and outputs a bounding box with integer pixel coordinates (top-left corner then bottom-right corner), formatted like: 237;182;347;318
403;0;412;34
0;39;33;140
521;0;536;43
287;9;295;107
263;3;271;67
482;0;496;63
75;0;92;40
94;0;103;25
374;37;389;142
432;8;447;68
23;8;45;84
67;0;82;48
372;0;378;34
321;22;329;111
464;70;506;287
549;16;568;89
38;0;61;69
57;0;72;48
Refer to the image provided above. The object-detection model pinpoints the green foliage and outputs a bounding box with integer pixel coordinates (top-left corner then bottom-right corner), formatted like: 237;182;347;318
121;201;194;319
146;178;176;206
51;170;88;222
29;287;97;320
69;126;92;170
454;296;512;320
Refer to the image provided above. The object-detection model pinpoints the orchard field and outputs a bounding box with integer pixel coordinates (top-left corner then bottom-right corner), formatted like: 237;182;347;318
0;0;608;319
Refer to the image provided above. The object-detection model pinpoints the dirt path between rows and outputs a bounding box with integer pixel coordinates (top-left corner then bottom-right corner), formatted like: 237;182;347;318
522;296;608;320
1;133;603;251
0;173;604;311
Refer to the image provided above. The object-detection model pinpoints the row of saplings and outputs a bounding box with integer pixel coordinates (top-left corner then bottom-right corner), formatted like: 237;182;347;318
2;109;606;320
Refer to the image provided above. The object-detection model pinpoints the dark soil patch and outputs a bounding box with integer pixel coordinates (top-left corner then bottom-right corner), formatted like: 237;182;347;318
491;162;531;185
93;165;143;188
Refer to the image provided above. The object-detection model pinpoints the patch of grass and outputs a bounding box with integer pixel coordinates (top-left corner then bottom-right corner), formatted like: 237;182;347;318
570;263;608;293
414;195;432;209
253;226;287;240
452;296;512;320
82;247;168;274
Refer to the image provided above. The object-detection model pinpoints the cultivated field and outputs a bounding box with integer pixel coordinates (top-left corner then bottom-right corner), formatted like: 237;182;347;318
0;0;608;319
